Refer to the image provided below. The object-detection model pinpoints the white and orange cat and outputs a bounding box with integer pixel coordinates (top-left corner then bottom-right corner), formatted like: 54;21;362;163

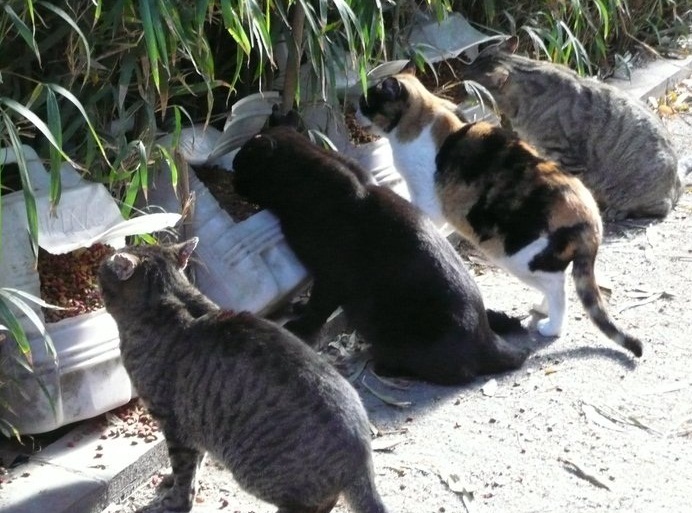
356;68;643;357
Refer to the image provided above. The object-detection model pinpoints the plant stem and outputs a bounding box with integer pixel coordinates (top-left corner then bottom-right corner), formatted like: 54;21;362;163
282;2;306;114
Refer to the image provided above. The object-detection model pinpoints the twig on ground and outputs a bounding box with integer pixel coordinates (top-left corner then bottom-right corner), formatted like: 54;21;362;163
558;457;611;491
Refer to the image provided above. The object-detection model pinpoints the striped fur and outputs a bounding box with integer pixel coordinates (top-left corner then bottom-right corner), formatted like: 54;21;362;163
357;73;643;357
450;36;682;221
98;240;389;513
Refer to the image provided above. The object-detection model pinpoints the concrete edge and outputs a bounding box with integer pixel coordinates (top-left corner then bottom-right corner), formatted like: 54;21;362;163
607;54;692;101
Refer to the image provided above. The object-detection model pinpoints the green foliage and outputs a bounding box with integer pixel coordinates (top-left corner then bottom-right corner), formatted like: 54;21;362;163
0;0;401;436
0;287;58;439
459;0;690;75
0;2;398;216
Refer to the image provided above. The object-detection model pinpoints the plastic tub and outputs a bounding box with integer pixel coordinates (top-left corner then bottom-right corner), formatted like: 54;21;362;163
146;161;309;315
0;145;178;434
1;310;131;434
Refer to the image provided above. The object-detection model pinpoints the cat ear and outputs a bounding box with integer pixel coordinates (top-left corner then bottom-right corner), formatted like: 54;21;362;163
267;103;283;127
379;77;402;101
109;253;139;281
176;237;199;270
267;105;302;130
501;35;519;54
284;109;302;129
400;61;416;76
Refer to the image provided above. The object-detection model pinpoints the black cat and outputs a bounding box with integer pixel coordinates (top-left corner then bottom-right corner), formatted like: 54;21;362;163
232;126;529;385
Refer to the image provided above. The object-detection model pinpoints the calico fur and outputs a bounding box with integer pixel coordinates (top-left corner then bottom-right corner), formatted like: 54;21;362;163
357;72;643;357
98;239;389;513
451;36;683;220
232;125;529;385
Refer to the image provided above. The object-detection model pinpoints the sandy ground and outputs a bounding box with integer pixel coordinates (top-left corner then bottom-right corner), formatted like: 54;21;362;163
103;88;692;513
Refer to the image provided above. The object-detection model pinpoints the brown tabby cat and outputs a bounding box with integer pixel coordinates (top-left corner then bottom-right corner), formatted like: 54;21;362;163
356;70;643;357
98;239;390;513
451;36;684;220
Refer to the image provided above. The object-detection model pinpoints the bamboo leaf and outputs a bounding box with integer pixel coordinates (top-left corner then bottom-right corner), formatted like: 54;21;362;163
1;112;39;259
45;88;63;210
0;98;74;166
139;0;161;90
120;140;148;217
0;289;56;361
0;295;32;365
156;144;178;190
44;83;110;165
3;4;41;63
37;1;92;81
117;55;136;116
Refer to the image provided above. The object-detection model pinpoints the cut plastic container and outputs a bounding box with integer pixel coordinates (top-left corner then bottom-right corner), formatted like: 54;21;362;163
0;145;179;434
0;311;129;434
146;152;309;315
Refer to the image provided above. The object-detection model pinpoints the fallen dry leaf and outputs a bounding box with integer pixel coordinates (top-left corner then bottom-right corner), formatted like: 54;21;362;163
361;376;412;408
371;436;405;452
438;469;475;513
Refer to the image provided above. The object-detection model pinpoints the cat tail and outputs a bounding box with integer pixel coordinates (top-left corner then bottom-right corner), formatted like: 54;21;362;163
477;331;530;375
572;250;643;357
342;467;390;513
476;309;530;374
486;309;526;335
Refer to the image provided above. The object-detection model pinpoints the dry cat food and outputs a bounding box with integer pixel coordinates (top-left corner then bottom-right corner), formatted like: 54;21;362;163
194;165;261;222
38;243;113;322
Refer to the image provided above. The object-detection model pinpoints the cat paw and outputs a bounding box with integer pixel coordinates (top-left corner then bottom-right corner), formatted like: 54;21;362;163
158;473;175;490
537;318;562;337
135;495;193;513
135;502;188;513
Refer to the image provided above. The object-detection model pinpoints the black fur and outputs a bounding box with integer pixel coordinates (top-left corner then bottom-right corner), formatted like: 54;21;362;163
233;126;528;385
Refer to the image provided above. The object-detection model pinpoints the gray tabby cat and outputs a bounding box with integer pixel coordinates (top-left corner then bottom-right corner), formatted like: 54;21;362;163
98;238;390;513
453;36;684;220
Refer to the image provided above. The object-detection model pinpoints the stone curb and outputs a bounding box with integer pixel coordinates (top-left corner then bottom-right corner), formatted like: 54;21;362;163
607;54;692;101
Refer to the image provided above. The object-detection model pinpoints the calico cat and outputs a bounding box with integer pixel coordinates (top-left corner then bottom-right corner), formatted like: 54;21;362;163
450;36;683;221
98;239;389;513
232;125;529;385
356;71;643;357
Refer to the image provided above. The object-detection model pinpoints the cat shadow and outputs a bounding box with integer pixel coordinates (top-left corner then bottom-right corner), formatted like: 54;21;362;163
281;308;634;426
603;216;663;239
351;329;636;428
344;327;538;425
352;362;507;426
522;313;638;370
